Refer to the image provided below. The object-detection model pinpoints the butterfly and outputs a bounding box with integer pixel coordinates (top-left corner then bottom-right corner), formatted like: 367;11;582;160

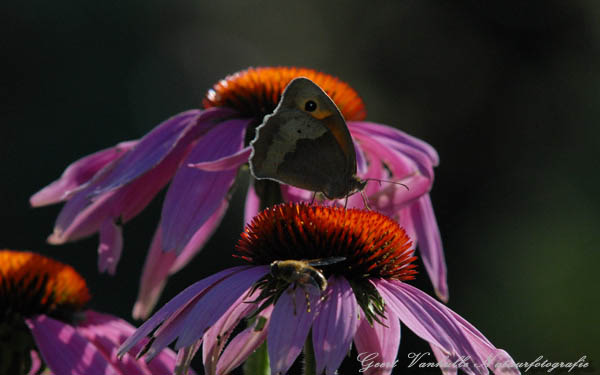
249;77;366;200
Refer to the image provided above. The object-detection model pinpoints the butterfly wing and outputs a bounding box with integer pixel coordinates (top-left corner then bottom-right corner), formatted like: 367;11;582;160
249;77;358;198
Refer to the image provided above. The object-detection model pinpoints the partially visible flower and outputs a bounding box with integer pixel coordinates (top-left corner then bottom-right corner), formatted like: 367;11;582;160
119;204;518;375
0;250;192;375
31;67;446;320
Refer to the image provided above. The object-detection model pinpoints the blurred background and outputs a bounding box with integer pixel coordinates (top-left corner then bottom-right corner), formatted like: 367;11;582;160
3;0;599;373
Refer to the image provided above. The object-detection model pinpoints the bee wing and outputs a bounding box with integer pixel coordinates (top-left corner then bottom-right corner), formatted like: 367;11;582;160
306;256;346;267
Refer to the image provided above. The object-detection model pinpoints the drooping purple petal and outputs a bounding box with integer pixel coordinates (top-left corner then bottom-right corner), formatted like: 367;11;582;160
377;135;435;179
202;288;260;374
48;188;117;244
76;310;189;375
355;140;368;175
132;225;173;320
312;277;359;375
486;349;520;375
161;118;251;254
90;108;235;196
28;350;42;375
268;287;320;375
376;280;489;375
170;200;229;273
216;305;274;375
49;121;202;245
438;309;520;374
133;200;229;320
118;266;248;357
353;306;401;375
348;121;439;166
26;315;120;375
175;341;201;375
30;140;137;207
431;344;458;375
189;146;252;171
97;219;123;275
352;130;415;178
410;194;448;302
175;266;268;349
244;183;260;226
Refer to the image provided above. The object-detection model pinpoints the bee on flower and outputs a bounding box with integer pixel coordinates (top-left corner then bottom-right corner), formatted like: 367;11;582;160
119;203;518;375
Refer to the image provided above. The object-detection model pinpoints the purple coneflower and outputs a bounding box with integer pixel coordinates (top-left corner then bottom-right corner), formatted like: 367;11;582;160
30;67;446;319
119;203;518;375
0;250;192;375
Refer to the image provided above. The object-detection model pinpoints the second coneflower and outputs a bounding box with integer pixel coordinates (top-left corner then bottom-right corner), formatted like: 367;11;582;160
119;204;518;375
0;250;192;375
30;67;446;319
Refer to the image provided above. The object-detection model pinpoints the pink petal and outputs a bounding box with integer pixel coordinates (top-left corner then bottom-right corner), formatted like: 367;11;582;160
49;125;198;245
410;194;448;302
175;266;268;349
133;200;228;319
170;199;229;273
368;173;432;212
376;280;489;375
161;118;251;254
140;268;265;361
132;225;174;320
353;306;401;375
30;140;137;207
244;183;260;226
281;184;313;203
174;341;201;375
118;266;247;357
97;219;123;275
189;146;252;171
268;287;320;375
28;350;42;375
348;121;439;166
78;310;190;375
355;140;368;175
216;305;274;375
48;109;233;246
26;315;121;375
91;108;234;196
431;344;458;375
202;288;260;374
312;277;359;375
352;130;415;178
140;268;267;361
439;310;519;374
48;189;117;244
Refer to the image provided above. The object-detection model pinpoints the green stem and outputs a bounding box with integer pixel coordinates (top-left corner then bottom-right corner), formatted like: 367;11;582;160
243;340;270;375
303;330;317;375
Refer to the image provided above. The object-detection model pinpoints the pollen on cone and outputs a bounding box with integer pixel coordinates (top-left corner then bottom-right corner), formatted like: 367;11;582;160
0;250;90;316
235;203;417;280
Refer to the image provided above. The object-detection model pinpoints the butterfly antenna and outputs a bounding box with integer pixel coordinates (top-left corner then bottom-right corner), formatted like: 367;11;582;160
364;178;409;191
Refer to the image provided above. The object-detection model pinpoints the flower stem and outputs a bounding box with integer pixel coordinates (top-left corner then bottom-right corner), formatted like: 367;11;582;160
303;330;317;375
243;340;270;375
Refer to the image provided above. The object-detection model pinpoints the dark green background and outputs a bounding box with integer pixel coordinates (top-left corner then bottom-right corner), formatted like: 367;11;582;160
3;1;598;374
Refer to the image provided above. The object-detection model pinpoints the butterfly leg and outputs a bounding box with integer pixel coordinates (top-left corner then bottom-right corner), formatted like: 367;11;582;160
310;191;317;204
360;190;371;211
